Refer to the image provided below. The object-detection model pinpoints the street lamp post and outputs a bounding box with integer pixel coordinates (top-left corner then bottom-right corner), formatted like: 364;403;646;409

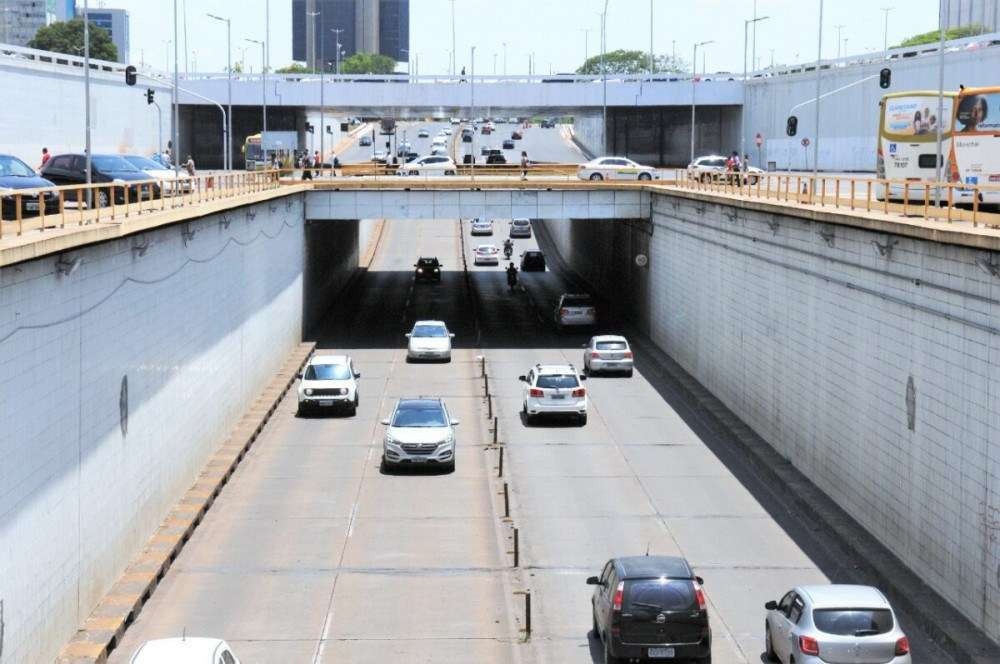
649;0;654;74
812;0;824;181
207;13;232;170
503;42;507;76
83;0;93;190
834;24;845;58
742;17;770;169
331;29;344;75
580;29;590;63
471;46;476;179
880;6;894;56
246;38;267;141
173;0;180;176
601;0;610;154
450;0;456;76
935;0;945;205
690;40;713;163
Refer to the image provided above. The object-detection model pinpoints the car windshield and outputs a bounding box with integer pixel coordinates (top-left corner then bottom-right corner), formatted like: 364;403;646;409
92;156;139;172
813;609;894;636
304;364;353;380
123;156;164;171
596;341;627;350
513;219;529;225
562;296;593;307
412;325;448;338
536;374;579;388
626;579;697;613
0;155;37;177
392;405;448;427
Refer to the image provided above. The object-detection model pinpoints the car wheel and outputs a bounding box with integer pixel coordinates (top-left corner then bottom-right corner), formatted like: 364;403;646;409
590;173;604;181
604;638;621;664
579;414;588;427
765;624;777;662
592;608;599;636
750;175;759;186
408;170;418;176
625;369;633;378
638;172;652;181
443;460;456;473
348;396;358;417
380;456;392;474
445;170;456;176
700;173;710;183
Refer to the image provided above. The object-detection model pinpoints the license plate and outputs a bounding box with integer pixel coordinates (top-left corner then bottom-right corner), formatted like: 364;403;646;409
549;394;565;400
318;400;334;406
25;201;38;211
648;647;674;658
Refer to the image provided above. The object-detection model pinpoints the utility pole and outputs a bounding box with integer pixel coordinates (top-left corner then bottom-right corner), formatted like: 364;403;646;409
649;0;654;74
173;0;179;176
601;0;609;153
450;0;456;76
935;0;945;205
84;0;92;189
813;0;824;180
264;0;269;135
881;6;894;56
580;29;590;63
743;16;770;172
834;24;846;58
247;39;267;139
471;46;476;179
690;40;713;163
332;29;344;75
207;13;232;170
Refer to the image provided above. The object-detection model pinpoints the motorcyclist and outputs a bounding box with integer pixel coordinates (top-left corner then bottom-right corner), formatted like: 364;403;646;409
506;262;518;291
503;238;514;259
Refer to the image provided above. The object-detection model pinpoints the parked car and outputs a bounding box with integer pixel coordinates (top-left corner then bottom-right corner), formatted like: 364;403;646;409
129;637;241;664
450;117;461;125
381;398;459;472
431;146;450;157
584;335;633;376
519;363;588;425
296;354;361;416
485;153;507;164
588;556;711;663
371;150;388;163
414;256;442;282
470;218;494;235
41;153;161;206
122;154;191;194
502;139;516;150
511;130;523;140
687;155;764;185
520;250;546;272
764;585;911;664
404;155;457;176
406;320;455;362
0;153;59;220
555;293;596;328
359;135;373;146
473;244;500;265
509;218;532;238
577;156;659;181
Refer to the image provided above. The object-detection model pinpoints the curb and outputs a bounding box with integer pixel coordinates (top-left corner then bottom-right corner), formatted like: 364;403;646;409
56;342;316;664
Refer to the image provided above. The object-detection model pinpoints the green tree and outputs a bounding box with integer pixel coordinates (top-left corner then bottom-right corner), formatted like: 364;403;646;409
894;24;987;48
275;62;311;73
339;52;398;75
576;49;686;75
28;19;117;61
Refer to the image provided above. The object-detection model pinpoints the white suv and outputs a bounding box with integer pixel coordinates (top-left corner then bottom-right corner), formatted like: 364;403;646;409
381;398;459;472
519;364;588;425
297;354;361;416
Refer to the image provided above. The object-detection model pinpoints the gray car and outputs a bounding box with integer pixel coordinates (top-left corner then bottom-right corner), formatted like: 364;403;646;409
381;398;459;472
764;585;912;664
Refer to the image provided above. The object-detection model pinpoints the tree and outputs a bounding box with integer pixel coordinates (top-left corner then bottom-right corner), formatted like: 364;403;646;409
894;24;987;48
28;19;117;61
339;52;398;75
275;62;310;74
576;49;686;75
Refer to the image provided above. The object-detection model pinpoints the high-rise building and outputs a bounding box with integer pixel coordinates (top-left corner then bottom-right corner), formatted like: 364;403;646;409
292;0;409;70
1;0;74;47
941;0;999;32
83;7;129;62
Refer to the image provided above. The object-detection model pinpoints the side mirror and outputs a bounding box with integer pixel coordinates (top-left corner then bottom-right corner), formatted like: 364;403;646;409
579;375;588;381
450;333;456;338
354;372;362;378
450;419;460;426
695;576;704;585
405;333;412;337
297;372;303;379
586;576;601;585
518;375;527;382
380;418;391;426
764;600;778;611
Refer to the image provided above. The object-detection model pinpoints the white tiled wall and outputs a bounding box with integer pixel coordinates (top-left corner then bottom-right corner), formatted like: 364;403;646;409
0;197;305;664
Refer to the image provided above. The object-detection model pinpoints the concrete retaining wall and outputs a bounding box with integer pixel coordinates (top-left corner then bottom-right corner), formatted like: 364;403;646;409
538;196;1000;643
0;197;322;663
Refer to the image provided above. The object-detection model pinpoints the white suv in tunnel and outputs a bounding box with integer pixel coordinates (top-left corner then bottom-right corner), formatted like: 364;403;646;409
381;398;459;472
297;354;361;416
519;364;588;426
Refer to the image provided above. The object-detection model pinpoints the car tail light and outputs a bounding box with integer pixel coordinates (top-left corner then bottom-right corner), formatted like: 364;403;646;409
798;635;820;656
693;581;706;610
572;388;586;397
560;308;569;317
529;388;544;397
894;636;910;655
612;581;624;612
590;351;601;358
623;351;633;358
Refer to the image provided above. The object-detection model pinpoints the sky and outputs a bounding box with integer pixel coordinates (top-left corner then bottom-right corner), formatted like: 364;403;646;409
104;0;944;75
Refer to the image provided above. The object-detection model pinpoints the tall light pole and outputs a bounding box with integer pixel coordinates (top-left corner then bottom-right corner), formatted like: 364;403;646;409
813;0;824;179
580;29;590;63
834;24;846;58
690;40;713;163
502;42;507;75
306;10;326;168
493;52;497;75
470;46;476;179
450;0;457;76
600;0;610;154
331;29;344;75
173;0;179;175
935;0;945;204
83;0;92;188
880;6;894;56
742;16;770;168
648;0;654;74
246;38;267;139
207;13;232;170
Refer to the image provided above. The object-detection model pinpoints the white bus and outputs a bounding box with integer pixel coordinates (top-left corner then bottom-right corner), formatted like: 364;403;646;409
877;91;956;201
948;86;1000;207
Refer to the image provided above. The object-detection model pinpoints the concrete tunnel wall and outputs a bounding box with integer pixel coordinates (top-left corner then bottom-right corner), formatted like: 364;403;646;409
537;197;1000;644
0;200;370;663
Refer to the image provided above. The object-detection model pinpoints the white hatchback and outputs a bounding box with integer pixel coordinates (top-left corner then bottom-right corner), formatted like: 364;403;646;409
404;155;457;176
129;638;240;664
584;335;634;376
519;364;588;425
577;156;659;181
297;354;361;416
474;244;500;265
406;320;455;361
555;293;597;328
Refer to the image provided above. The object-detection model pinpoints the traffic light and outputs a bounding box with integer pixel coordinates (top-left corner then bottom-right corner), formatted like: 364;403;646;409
785;115;798;137
305;122;314;134
125;65;137;86
145;88;155;105
879;67;892;90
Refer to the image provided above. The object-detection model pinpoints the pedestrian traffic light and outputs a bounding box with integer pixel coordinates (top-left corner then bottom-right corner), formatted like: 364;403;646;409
879;67;892;90
145;88;155;104
786;115;798;137
305;122;314;134
124;65;137;86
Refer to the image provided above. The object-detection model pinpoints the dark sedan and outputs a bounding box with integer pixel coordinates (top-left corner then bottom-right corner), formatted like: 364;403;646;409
520;250;546;271
511;131;523;140
0;154;60;220
41;153;160;207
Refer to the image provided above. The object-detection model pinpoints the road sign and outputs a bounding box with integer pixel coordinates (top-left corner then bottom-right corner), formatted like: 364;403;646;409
801;137;811;147
755;133;763;148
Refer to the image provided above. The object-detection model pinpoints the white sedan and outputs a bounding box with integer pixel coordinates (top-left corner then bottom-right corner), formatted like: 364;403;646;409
470;218;494;235
577;157;660;181
473;244;500;265
403;155;457;176
406;320;455;361
129;638;240;664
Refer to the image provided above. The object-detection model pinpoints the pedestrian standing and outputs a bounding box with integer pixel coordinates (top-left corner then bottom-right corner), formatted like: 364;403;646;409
184;155;195;176
313;150;321;177
520;150;529;181
39;147;51;169
301;152;313;181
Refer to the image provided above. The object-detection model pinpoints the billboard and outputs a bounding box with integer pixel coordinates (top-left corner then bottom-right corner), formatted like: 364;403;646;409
882;95;953;139
956;91;1000;133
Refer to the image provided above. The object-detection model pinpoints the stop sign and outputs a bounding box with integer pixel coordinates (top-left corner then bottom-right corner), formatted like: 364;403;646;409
801;137;811;147
755;133;763;148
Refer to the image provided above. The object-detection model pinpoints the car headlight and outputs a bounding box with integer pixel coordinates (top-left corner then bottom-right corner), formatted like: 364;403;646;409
433;268;440;272
384;433;396;445
417;268;423;273
304;388;314;396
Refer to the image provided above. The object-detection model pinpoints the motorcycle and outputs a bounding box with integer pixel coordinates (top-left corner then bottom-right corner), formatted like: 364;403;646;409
503;242;514;260
506;267;518;292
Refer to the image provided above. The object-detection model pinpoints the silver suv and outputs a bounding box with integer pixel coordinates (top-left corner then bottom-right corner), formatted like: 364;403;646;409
381;398;459;472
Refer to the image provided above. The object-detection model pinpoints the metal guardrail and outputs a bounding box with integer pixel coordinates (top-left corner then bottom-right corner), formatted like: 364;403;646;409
0;170;281;239
303;163;581;178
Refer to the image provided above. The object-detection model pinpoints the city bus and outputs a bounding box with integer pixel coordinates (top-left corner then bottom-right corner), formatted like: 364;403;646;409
948;86;1000;207
877;90;956;201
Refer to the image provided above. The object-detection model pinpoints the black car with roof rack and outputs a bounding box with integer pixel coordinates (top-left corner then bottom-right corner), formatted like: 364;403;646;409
414;256;442;282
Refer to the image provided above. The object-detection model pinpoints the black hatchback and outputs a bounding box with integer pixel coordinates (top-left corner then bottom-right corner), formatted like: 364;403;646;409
520;250;546;272
414;256;442;282
588;555;711;663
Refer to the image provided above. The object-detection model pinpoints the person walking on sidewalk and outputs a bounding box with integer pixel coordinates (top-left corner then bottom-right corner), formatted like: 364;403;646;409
520;150;529;181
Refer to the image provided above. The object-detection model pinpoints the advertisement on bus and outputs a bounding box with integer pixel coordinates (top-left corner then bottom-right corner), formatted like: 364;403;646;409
950;89;1000;204
882;95;953;139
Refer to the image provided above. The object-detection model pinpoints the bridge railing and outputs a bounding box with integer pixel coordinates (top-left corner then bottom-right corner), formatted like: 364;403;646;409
670;169;1000;229
0;170;282;239
279;163;583;180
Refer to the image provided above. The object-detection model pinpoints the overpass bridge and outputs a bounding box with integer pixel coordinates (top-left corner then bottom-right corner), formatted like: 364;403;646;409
1;174;997;664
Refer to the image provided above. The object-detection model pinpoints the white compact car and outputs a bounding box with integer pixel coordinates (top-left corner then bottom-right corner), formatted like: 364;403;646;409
406;320;455;361
474;244;500;265
470;218;494;235
381;398;459;472
297;354;361;416
129;638;240;664
555;293;597;328
584;335;634;376
577;156;660;181
509;218;532;238
519;364;588;425
404;155;457;176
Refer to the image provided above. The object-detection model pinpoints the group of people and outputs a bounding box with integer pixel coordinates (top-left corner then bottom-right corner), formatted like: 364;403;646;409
724;151;751;173
298;151;341;180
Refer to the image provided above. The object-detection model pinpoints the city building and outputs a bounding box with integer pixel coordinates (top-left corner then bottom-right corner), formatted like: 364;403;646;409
941;0;999;32
82;6;128;63
1;0;74;47
292;0;409;70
